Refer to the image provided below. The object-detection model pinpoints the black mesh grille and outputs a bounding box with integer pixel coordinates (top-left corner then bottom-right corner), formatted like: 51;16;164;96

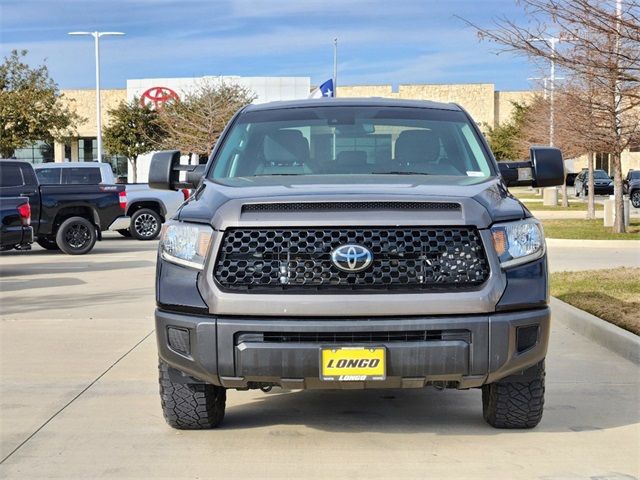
237;330;471;344
214;227;489;292
242;202;460;213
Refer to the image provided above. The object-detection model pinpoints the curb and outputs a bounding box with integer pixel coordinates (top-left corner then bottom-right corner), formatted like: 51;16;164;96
551;297;640;365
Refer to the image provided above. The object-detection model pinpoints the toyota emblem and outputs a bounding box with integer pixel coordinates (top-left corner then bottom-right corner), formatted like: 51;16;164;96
140;86;179;109
331;244;373;273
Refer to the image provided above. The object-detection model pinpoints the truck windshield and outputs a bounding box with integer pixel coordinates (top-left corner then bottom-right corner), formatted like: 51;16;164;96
209;106;494;180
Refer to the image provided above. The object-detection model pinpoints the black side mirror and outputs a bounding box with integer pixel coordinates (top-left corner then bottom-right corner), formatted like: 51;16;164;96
498;146;565;188
148;150;205;190
529;146;565;187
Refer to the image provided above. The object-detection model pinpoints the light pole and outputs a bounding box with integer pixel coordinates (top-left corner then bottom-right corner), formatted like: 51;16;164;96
68;31;125;162
333;37;338;97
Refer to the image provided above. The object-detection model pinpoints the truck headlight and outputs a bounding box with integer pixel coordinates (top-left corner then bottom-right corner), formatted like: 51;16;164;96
490;219;545;268
159;222;213;270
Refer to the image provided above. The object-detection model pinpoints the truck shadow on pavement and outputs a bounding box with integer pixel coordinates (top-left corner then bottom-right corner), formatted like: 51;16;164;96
0;277;86;292
0;260;155;278
220;386;639;435
0;287;152;316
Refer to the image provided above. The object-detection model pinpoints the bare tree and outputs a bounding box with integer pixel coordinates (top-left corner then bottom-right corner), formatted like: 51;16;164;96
516;84;607;214
157;81;256;158
464;0;640;232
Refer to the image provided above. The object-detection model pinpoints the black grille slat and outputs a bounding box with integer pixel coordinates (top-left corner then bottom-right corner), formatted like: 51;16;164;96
237;330;471;344
214;227;489;292
242;201;460;213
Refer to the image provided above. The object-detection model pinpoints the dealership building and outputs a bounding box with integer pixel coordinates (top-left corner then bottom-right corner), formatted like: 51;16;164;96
12;75;640;179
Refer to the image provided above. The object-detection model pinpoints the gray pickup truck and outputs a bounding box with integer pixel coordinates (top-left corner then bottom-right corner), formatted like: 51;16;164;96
149;98;565;430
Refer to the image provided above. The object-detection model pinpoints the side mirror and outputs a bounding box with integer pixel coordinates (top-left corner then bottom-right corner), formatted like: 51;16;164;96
498;146;565;188
186;164;206;187
148;150;205;190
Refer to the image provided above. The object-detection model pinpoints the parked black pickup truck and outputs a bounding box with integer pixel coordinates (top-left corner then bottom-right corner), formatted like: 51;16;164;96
0;196;33;251
0;160;127;254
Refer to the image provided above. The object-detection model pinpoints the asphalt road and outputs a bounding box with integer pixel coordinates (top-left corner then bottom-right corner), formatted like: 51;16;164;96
0;234;638;479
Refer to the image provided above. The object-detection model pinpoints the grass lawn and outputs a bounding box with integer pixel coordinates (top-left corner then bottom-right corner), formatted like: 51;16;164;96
526;202;603;211
513;192;545;200
542;219;640;240
551;268;640;335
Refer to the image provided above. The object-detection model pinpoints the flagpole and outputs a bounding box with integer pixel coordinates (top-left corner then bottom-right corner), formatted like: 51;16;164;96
333;37;338;97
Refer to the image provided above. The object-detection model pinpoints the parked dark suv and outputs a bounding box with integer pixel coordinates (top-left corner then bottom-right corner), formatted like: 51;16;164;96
624;170;640;208
574;169;614;197
149;98;565;430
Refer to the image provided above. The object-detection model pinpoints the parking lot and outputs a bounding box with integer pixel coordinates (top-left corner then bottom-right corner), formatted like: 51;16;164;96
0;234;638;479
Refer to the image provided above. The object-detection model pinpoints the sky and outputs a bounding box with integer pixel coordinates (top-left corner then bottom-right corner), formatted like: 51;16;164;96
0;0;543;91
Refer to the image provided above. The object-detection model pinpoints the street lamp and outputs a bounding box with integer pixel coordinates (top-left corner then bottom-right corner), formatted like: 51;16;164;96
68;31;125;162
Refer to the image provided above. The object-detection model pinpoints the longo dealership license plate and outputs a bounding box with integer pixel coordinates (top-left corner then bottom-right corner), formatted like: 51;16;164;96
320;347;386;381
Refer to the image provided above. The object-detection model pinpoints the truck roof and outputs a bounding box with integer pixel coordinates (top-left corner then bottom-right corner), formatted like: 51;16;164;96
243;97;462;112
33;162;111;169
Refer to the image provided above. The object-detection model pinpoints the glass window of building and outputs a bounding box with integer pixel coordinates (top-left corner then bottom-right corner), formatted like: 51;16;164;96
12;141;54;164
77;138;98;162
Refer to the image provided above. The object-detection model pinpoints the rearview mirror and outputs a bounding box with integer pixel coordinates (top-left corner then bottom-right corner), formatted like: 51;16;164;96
498;146;565;188
148;150;205;190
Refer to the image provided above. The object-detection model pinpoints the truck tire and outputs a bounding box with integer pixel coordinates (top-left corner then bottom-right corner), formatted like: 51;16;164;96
117;229;132;238
632;191;640;208
159;360;226;429
482;361;545;429
36;236;60;251
56;216;97;255
130;208;161;240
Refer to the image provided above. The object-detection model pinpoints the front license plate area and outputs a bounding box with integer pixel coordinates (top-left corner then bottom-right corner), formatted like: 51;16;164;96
320;346;386;381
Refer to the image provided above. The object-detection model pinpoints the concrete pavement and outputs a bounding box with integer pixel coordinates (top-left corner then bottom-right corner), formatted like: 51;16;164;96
546;238;640;272
1;234;638;479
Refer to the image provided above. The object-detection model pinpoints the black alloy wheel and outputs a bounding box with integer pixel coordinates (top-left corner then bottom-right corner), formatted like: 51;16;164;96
56;216;97;255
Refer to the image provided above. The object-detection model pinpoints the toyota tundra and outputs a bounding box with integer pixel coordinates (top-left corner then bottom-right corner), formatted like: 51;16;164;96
149;98;565;430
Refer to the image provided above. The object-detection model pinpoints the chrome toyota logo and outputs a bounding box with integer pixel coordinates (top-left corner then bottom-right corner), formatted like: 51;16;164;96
331;244;373;272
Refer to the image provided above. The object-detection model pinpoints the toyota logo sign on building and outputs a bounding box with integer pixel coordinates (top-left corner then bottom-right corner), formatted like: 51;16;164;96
139;86;179;109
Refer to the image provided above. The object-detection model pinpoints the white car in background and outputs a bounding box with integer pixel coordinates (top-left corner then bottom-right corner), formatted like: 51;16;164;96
34;162;188;240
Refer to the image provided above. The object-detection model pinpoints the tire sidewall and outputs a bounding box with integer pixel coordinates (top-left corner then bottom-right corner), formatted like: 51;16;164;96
632;191;640;208
130;208;162;241
56;217;97;255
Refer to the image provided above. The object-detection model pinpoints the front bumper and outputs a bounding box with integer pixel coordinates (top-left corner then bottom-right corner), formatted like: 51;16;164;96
589;185;614;195
156;306;550;390
108;216;131;231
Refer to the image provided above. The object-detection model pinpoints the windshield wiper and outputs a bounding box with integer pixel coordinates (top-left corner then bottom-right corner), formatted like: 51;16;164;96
372;171;432;175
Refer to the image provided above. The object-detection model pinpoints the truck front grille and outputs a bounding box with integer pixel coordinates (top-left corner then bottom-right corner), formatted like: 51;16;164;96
213;227;489;292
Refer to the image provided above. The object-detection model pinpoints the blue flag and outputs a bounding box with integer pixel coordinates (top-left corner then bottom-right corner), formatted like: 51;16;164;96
309;79;334;98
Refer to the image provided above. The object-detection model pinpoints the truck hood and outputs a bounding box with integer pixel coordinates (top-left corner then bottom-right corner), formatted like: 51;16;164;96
176;174;527;228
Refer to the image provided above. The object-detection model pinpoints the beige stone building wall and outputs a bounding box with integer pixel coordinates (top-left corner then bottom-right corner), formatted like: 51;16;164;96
494;90;536;126
337;85;396;98
337;83;496;127
399;84;496;127
55;89;126;161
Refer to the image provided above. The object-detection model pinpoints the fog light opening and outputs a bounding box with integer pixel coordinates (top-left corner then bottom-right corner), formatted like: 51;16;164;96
167;327;191;355
516;325;539;353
